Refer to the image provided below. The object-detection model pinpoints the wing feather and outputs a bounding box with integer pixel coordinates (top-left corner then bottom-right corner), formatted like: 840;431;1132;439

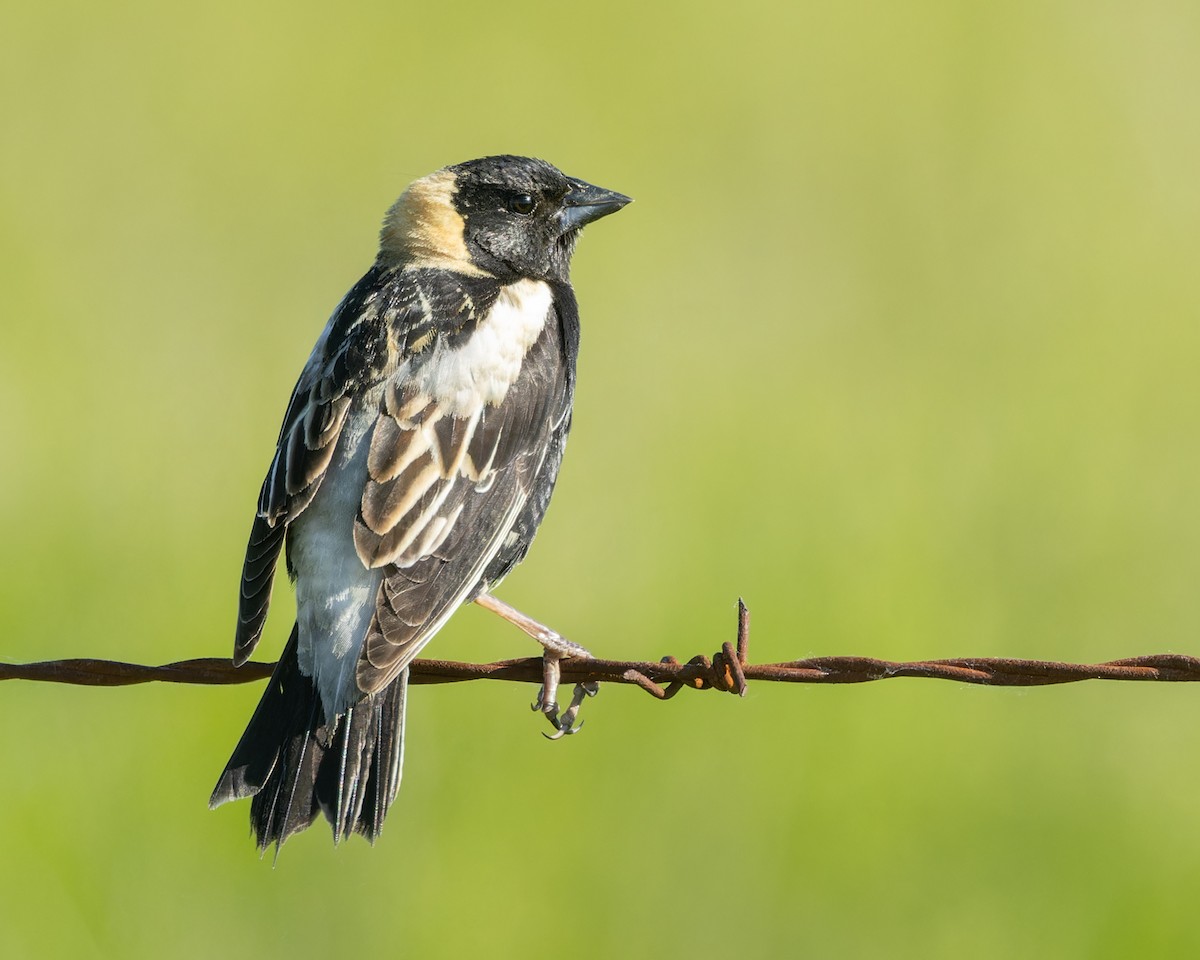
235;517;289;663
234;264;426;662
353;306;571;694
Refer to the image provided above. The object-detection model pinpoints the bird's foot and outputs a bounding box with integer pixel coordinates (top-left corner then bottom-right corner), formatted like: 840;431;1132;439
473;592;600;738
532;649;600;739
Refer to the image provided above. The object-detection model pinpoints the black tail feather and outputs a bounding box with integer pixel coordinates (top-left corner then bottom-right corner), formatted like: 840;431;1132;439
210;624;408;851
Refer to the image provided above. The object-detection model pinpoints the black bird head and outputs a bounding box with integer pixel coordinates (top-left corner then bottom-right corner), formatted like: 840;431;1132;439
380;155;631;282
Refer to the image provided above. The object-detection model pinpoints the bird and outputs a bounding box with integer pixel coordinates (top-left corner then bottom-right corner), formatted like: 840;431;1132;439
209;155;630;851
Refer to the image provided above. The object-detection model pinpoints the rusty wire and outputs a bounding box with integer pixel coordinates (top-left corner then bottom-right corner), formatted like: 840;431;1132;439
4;601;1200;696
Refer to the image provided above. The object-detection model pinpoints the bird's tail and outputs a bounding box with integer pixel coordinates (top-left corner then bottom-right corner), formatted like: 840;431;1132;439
209;624;408;851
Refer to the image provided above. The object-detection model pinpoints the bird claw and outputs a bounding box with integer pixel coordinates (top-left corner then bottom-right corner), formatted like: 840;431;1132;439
542;719;583;741
537;683;591;739
534;649;598;739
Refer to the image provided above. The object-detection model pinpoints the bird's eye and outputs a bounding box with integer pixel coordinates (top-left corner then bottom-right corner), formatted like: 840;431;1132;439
508;194;536;215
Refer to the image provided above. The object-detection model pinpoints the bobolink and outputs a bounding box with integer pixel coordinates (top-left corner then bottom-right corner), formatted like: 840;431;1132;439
209;156;630;850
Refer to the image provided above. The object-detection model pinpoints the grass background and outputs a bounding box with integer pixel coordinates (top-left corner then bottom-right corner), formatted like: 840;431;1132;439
3;0;1199;956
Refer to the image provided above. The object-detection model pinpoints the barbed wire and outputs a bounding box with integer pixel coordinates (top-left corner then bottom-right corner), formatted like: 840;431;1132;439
5;602;1200;697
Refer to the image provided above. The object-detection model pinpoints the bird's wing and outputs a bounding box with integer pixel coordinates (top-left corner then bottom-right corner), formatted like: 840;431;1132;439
353;302;570;695
235;266;437;664
234;364;354;663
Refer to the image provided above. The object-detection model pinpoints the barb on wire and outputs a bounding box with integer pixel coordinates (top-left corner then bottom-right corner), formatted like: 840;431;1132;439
4;601;1200;694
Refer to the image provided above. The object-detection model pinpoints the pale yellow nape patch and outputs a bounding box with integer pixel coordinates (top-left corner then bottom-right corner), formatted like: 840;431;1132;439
379;169;488;275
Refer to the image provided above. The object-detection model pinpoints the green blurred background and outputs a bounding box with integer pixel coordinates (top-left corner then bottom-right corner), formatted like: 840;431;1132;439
3;0;1199;956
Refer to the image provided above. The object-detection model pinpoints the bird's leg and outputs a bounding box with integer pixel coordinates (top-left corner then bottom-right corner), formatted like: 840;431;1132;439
473;593;598;738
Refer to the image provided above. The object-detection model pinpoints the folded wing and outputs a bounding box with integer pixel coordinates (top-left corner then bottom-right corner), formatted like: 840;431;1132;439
354;311;568;694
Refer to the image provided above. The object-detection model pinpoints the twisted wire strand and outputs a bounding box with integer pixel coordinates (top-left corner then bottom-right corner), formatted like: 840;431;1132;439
4;602;1199;695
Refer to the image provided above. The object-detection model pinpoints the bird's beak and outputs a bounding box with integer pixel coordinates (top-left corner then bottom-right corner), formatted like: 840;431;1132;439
558;178;632;234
